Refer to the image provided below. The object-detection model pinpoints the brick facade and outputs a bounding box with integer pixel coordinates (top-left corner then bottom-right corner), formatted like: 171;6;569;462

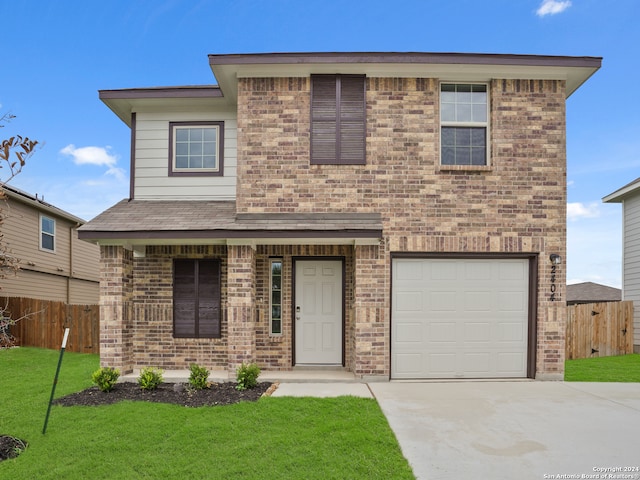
235;76;567;378
97;73;568;379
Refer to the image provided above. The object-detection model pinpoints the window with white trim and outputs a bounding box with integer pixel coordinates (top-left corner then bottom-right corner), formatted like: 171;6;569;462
40;215;55;252
169;121;224;176
270;259;283;335
440;83;488;166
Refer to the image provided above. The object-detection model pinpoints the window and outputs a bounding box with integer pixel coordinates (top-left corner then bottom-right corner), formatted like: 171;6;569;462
310;74;366;165
169;121;224;176
270;259;283;335
440;83;488;166
173;259;221;338
40;215;55;252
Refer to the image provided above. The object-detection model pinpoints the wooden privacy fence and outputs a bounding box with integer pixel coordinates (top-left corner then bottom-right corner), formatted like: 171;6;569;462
566;301;634;360
2;297;99;354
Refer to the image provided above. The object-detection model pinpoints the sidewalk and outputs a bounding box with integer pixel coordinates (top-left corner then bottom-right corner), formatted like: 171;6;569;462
119;368;374;398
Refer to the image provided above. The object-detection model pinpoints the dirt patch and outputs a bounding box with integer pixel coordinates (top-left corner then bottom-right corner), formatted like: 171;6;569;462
0;435;27;462
52;382;275;408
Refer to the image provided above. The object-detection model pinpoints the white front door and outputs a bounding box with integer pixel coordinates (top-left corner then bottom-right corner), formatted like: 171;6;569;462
295;260;343;365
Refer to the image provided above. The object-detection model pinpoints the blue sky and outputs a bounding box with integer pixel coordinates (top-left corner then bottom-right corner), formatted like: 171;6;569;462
1;0;638;288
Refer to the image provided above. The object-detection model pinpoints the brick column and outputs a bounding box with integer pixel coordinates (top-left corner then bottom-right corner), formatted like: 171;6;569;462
353;243;389;380
99;245;133;373
227;244;256;373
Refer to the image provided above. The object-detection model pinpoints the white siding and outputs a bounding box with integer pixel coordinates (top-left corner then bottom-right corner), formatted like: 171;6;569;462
133;109;237;200
623;195;640;349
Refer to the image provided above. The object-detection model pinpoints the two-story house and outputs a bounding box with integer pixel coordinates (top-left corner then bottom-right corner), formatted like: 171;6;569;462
79;52;601;380
603;177;640;353
2;185;99;304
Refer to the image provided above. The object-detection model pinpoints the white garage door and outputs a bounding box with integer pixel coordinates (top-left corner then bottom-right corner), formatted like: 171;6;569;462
392;258;529;379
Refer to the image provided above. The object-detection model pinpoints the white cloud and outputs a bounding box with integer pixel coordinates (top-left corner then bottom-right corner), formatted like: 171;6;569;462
60;144;118;167
536;0;572;17
60;144;125;181
567;202;600;221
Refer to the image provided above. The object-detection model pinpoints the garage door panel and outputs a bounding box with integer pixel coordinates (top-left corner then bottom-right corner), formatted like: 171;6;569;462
395;322;423;343
392;258;530;379
428;353;457;375
464;261;493;280
395;353;423;374
429;322;457;342
432;291;457;311
464;291;492;311
462;353;491;373
395;291;423;311
463;322;492;342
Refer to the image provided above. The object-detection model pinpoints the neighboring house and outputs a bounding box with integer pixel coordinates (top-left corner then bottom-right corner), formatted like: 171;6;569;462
603;177;640;353
566;282;621;305
79;51;601;380
1;185;99;304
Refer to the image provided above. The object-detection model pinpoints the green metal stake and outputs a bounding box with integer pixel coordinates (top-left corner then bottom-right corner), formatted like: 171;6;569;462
43;327;70;434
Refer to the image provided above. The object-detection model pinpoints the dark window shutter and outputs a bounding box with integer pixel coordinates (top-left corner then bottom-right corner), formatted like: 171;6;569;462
311;75;365;165
173;259;221;338
197;260;221;337
311;76;338;163
339;75;366;164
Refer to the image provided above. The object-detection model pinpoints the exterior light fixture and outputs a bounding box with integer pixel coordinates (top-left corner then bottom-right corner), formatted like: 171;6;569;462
549;254;561;265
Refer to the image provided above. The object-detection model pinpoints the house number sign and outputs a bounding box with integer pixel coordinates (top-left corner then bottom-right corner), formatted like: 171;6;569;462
550;263;558;302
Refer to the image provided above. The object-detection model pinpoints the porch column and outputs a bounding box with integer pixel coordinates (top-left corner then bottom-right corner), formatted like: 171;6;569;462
99;245;133;373
353;243;389;380
226;244;257;373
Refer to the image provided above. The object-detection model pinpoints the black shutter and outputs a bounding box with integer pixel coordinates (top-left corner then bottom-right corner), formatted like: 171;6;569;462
339;75;366;164
197;260;221;337
311;75;338;164
311;75;365;165
173;259;221;338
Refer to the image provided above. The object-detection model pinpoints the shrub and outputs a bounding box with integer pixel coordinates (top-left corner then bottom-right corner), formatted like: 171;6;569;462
236;362;260;391
91;367;120;392
188;363;210;390
138;367;163;391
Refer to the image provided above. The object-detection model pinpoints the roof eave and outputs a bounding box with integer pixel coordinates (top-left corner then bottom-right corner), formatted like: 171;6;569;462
99;86;226;126
603;177;640;203
209;51;602;103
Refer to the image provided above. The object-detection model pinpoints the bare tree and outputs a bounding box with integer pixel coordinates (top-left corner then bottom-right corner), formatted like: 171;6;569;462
1;113;39;346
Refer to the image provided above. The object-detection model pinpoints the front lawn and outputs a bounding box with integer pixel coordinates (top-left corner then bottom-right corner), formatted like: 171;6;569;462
564;353;640;382
0;347;414;479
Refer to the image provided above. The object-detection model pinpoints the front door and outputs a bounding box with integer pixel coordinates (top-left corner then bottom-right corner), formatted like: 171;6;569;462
294;260;343;365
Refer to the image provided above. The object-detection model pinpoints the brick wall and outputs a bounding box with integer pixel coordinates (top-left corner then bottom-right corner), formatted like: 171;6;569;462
237;76;567;378
131;245;228;370
99;245;133;371
254;245;354;370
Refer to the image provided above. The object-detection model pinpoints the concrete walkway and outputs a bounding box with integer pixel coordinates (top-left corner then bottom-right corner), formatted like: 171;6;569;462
369;381;640;480
119;369;640;479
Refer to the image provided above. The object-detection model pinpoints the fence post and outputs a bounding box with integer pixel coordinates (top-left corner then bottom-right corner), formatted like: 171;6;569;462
42;328;70;435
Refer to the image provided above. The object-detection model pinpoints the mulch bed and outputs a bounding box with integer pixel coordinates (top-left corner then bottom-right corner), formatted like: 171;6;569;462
52;381;276;408
0;382;276;463
0;435;27;462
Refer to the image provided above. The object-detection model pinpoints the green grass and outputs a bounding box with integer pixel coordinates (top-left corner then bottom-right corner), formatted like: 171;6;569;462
0;347;414;479
565;353;640;382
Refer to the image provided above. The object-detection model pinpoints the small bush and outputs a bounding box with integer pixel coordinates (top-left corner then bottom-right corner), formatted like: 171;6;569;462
188;363;210;390
236;362;260;391
91;367;120;392
138;367;163;391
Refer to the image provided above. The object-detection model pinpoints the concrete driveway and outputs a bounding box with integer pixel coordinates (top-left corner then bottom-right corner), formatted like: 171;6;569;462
369;381;640;480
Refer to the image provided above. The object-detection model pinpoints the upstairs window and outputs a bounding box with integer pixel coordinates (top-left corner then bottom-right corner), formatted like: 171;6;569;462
311;75;366;165
169;121;224;176
40;215;55;252
440;83;488;166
